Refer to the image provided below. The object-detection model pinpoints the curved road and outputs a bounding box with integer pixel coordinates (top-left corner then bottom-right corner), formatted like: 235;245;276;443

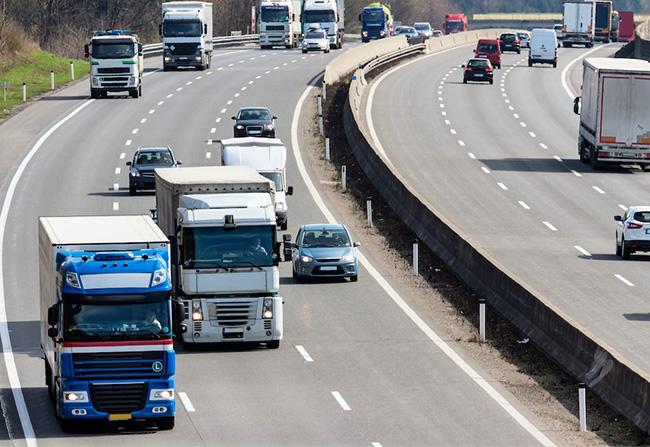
0;46;553;446
368;43;650;389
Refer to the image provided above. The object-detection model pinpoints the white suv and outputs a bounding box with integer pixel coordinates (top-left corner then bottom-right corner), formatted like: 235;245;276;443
615;206;650;258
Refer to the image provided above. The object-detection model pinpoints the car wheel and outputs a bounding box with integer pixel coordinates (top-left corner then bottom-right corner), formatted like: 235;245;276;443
157;417;175;430
553;60;557;68
489;79;493;85
528;59;532;67
350;275;358;282
129;185;136;196
622;237;631;259
463;78;467;84
616;236;622;256
302;50;307;54
267;340;280;349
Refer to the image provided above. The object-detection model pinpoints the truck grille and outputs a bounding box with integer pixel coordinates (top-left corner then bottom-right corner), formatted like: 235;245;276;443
102;77;129;82
266;25;285;31
73;351;165;378
97;67;130;74
90;382;147;413
209;300;257;326
169;43;199;55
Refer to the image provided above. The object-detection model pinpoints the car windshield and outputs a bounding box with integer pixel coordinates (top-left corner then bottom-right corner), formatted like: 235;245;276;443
238;109;271;120
501;34;516;42
414;23;431;30
134;150;174;167
633;212;650;222
182;225;276;268
163;20;202;37
362;10;384;23
477;43;497;53
261;6;289;22
306;31;325;39
301;228;350;248
260;172;283;191
304;10;335;23
91;42;135;59
469;59;489;68
63;297;171;341
517;33;528;39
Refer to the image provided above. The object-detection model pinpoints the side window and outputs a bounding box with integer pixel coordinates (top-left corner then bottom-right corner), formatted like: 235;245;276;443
296;229;302;246
623;210;630;221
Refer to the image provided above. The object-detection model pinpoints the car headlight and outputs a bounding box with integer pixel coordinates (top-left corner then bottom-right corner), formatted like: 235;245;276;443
64;391;89;403
263;298;273;319
362;31;368;37
150;389;174;401
66;272;81;288
235;124;244;130
130;169;140;177
151;267;167;286
264;124;274;130
341;254;355;263
164;57;171;62
192;300;203;321
300;255;313;263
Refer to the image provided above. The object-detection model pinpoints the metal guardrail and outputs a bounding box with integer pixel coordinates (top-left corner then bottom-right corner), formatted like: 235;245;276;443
142;34;259;57
363;43;426;75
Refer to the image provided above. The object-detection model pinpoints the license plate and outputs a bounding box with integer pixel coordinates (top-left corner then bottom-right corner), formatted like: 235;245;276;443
109;414;132;421
474;74;483;77
321;266;338;271
223;327;244;335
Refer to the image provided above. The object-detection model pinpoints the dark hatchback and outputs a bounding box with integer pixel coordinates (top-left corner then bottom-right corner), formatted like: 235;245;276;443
232;107;277;138
463;58;494;84
499;33;521;53
127;147;181;195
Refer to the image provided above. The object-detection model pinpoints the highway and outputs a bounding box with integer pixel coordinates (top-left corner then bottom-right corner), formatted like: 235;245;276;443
0;46;556;446
366;42;650;391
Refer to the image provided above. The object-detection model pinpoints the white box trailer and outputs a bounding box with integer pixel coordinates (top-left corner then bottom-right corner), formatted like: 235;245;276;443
576;58;650;169
562;0;595;47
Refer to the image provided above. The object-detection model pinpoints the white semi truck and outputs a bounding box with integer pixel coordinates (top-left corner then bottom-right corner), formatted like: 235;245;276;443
259;1;302;49
221;137;294;230
562;0;595;47
161;2;213;71
84;30;144;99
574;58;650;169
302;0;345;49
154;166;291;347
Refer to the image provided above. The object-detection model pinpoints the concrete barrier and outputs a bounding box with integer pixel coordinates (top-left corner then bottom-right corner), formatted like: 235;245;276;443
334;30;650;433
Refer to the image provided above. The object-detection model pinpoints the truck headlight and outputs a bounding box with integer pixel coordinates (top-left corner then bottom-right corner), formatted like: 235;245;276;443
362;31;368;37
380;31;386;36
151;268;167;286
64;391;89;403
192;300;203;321
263;298;273;319
150;389;174;400
195;56;202;61
91;77;99;86
341;254;355;263
66;272;81;288
300;255;313;263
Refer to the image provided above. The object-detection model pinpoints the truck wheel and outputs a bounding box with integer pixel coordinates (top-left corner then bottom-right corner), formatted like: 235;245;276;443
579;143;589;163
45;360;55;400
138;84;142;97
589;147;600;170
350;275;358;282
267;340;280;349
157;417;175;430
553;60;557;68
59;419;76;433
528;59;532;67
90;89;99;99
129;88;139;99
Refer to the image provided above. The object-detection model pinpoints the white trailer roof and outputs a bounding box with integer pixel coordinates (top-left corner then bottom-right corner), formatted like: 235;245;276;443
222;142;287;171
162;2;211;10
40;215;167;245
584;58;650;73
155;166;270;186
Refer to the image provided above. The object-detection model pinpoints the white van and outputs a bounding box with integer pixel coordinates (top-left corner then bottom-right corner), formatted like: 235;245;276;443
220;137;293;230
529;28;558;67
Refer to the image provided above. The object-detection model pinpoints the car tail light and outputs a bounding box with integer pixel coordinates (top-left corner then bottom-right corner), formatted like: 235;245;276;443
465;66;472;71
627;222;643;229
485;66;493;71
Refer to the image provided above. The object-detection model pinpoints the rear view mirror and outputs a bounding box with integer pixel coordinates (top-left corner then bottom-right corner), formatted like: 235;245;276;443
614;215;623;221
283;234;292;242
159;24;163;37
126;161;132;166
176;160;183;165
47;305;59;326
573;96;581;115
175;302;185;320
353;241;361;247
231;116;236;120
287;186;294;196
84;44;90;58
138;43;143;56
272;116;278;120
48;327;59;338
204;24;208;35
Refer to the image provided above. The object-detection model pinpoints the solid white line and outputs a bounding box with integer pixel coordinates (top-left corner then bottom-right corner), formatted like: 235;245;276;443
114;167;121;175
539;143;548;149
125;140;132;146
571;170;582;177
615;274;634;287
206;152;212;159
178;392;196;412
458;140;465;147
113;183;119;191
618;204;628;211
543;221;558;232
518;201;530;210
142;68;162;77
295;345;314;362
131;128;138;134
497;182;508;191
112;202;119;211
291;80;555;447
574;246;591;257
120;152;126;159
481;166;490;174
210;128;216;134
468;152;476;159
331;391;351;411
592;186;605;194
561;45;611;99
553;155;563;162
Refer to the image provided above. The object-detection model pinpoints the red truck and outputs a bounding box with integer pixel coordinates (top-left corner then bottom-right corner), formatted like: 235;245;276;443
618;11;635;42
444;13;467;34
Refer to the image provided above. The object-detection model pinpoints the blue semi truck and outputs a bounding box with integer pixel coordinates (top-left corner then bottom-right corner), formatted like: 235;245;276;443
360;3;393;42
39;216;177;431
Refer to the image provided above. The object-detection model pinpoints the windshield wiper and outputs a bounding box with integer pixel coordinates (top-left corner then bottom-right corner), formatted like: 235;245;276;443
184;259;230;271
234;260;264;271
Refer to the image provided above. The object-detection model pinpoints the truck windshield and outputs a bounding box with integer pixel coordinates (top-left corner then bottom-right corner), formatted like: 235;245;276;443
91;43;135;59
446;21;464;30
303;11;335;23
261;6;290;22
260;172;283;191
163;20;202;37
63;297;171;341
182;225;276;268
363;10;384;23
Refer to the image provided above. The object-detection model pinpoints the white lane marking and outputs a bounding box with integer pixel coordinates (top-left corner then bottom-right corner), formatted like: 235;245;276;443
114;167;121;175
176;87;183;91
519;122;527;128
241;86;247;91
220;108;227;114
518;201;530;210
295;345;314;362
158;100;164;105
250;57;256;60
207;71;213;75
120;152;126;159
331;392;351;411
439;103;445;108
438;90;443;95
196;76;202;80
441;111;447;116
218;67;224;70
562;44;611;99
450;129;457;135
371;443;383;447
291;81;556;447
498;182;508;191
438;96;443;101
239;60;245;64
543;221;558;232
513;113;519;119
131;128;139;134
142;68;162;77
444;120;451;125
481;166;490;174
615;274;634;287
227;100;233;105
574;246;591;257
283;62;288;66
553;156;563;162
140;118;147;124
206;152;212;159
571;170;582;177
216;117;222;123
529;132;536;138
505;99;510;103
234;93;240;97
112;202;119;211
149;109;155;114
210;128;216;134
207;139;213;145
113;183;119;191
186;81;192;85
228;63;234;67
265;70;271;74
256;75;262;79
508;106;514;111
592;186;605;194
539;143;548;149
501;88;505;92
125;140;132;146
249;80;254;85
458;140;465;147
468;152;476;159
178;392;196;412
166;93;173;98
618;204;628;211
502;93;507;97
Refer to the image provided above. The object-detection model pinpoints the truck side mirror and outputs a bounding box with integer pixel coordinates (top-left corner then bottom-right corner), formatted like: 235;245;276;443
48;327;59;338
138;43;143;56
287;186;294;196
204;24;208;35
573;96;581;115
159;24;163;37
283;234;292;242
47;305;59;326
358;14;361;21
175;302;185;320
84;44;89;58
283;244;293;261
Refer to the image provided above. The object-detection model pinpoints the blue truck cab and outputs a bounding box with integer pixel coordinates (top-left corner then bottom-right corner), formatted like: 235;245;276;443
39;216;176;431
360;4;393;42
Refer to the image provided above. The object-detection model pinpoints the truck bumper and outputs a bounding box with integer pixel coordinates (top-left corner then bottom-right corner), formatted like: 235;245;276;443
91;76;138;93
163;55;204;68
260;34;291;47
